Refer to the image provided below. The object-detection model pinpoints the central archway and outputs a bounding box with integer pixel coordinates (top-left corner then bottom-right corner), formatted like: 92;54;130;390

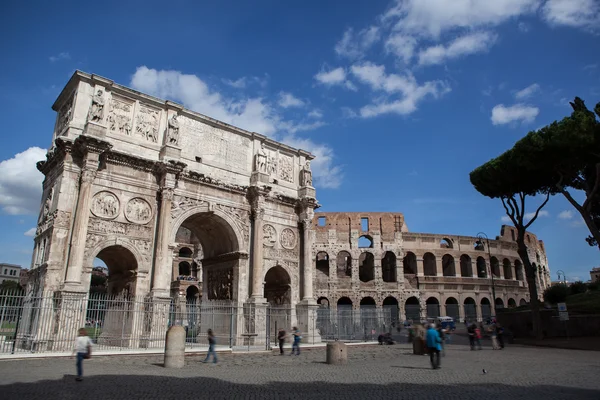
95;245;138;297
173;211;241;301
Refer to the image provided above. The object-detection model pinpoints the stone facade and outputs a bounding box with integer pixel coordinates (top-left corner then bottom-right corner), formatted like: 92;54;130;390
24;71;319;348
311;212;551;322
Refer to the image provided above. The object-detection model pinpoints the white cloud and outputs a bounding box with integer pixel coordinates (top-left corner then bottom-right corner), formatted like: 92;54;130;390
0;147;46;215
417;31;498;66
525;210;549;220
383;0;541;39
49;52;70;62
335;26;381;60
542;0;600;32
278;92;305;108
558;210;574;220
308;109;323;119
518;21;531;32
491;103;539;125
313;67;356;91
278;120;326;135
24;228;36;237
222;77;247;89
131;66;280;135
501;215;512;223
514;83;540;99
314;67;346;85
384;34;417;64
280;135;343;189
349;62;450;117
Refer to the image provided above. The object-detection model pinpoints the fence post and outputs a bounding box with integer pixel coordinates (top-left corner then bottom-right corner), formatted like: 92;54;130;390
229;305;234;348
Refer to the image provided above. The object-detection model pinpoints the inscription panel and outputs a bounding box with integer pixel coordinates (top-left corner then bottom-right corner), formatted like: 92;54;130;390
179;116;251;173
88;217;153;239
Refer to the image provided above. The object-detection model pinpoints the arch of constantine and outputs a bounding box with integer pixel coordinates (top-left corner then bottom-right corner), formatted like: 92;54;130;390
20;71;551;351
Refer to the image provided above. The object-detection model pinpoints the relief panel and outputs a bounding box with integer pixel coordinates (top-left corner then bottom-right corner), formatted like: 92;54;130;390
135;104;160;143
107;95;134;136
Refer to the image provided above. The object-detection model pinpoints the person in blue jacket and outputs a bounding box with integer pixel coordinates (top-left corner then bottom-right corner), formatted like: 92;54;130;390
426;323;442;369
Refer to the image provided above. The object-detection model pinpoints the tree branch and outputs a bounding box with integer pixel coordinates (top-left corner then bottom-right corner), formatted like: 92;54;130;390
524;192;551;230
501;196;518;227
582;162;600;212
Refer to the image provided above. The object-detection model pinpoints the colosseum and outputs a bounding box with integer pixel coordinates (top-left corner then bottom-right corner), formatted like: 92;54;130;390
311;212;551;325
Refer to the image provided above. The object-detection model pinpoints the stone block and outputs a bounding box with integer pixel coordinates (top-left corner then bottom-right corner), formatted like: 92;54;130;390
84;122;107;138
164;325;186;368
159;144;182;161
326;341;348;365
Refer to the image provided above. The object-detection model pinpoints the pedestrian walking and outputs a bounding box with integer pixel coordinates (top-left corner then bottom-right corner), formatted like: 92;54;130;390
467;323;475;350
474;324;483;350
496;323;505;349
277;328;286;355
489;323;499;350
426;323;442;369
72;328;92;381
203;329;218;364
437;325;446;357
290;327;301;356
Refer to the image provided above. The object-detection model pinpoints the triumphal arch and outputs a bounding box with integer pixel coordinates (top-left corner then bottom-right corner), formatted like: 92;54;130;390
24;71;319;350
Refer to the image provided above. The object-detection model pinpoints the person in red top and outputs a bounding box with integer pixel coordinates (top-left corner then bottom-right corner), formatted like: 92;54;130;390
473;324;483;350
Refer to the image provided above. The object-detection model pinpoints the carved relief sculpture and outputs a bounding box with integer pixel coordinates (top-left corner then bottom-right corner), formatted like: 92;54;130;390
278;154;293;183
266;152;277;176
167;115;179;145
170;196;208;220
125;198;153;224
56;96;73;135
280;228;297;249
263;224;277;247
255;142;267;173
136;105;160;143
87;89;105;123
300;160;313;187
90;191;120;219
42;186;54;221
107;97;133;135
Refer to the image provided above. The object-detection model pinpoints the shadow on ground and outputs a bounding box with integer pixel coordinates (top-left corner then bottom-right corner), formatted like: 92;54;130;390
0;374;597;400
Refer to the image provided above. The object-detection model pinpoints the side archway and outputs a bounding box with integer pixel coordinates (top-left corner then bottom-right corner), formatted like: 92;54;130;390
463;297;477;321
264;266;291;306
445;297;459;321
426;297;440;318
442;254;456;277
423;253;437;276
405;296;420;322
403;252;417;275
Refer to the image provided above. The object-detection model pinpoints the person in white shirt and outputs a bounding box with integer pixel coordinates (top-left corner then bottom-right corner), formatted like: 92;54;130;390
72;328;92;381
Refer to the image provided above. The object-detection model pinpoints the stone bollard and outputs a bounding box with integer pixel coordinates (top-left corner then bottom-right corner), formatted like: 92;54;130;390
326;341;348;365
164;325;186;368
412;324;427;355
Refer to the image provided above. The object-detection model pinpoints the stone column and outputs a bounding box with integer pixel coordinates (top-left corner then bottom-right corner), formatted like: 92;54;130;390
64;167;97;286
436;257;443;277
250;204;265;299
152;187;174;297
416;257;424;277
301;216;314;301
471;260;478;278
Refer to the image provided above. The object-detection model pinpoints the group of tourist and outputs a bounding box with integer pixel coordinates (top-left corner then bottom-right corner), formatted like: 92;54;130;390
277;327;302;355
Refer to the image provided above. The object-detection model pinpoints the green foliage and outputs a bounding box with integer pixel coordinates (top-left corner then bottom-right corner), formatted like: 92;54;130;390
588;281;600;291
543;284;569;304
0;280;22;293
91;274;107;287
569;281;588;295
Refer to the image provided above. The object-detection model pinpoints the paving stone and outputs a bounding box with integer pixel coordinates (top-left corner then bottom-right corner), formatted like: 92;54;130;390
0;342;598;399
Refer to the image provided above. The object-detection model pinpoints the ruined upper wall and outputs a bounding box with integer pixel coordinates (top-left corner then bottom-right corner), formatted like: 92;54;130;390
312;212;406;244
51;71;314;198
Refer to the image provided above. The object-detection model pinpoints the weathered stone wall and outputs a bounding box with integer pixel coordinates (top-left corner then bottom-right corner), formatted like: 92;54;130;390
311;212;551;321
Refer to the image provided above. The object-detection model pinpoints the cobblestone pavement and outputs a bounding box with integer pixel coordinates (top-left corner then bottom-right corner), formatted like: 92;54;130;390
0;342;599;399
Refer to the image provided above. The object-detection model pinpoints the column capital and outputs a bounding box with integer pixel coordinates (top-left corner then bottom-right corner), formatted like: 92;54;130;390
159;187;174;201
80;168;97;184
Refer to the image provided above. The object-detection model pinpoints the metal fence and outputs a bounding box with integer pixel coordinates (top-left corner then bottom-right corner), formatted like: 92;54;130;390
316;306;394;341
0;291;342;355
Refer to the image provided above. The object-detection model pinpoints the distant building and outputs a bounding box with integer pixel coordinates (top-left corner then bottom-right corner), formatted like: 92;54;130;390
591;267;600;282
0;263;22;285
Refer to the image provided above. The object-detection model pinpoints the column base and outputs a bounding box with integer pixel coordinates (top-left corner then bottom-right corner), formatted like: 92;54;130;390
84;121;107;138
159;144;182;161
243;300;268;347
296;300;321;345
298;186;316;198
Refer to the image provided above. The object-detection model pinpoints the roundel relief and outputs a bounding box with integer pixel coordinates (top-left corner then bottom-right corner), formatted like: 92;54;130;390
280;228;297;249
90;191;120;219
125;198;153;224
263;224;277;247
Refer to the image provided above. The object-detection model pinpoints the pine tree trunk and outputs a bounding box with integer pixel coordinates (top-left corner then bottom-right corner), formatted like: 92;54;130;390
516;236;543;340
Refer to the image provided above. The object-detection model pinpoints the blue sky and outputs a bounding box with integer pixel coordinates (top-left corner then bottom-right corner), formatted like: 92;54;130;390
0;0;599;281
